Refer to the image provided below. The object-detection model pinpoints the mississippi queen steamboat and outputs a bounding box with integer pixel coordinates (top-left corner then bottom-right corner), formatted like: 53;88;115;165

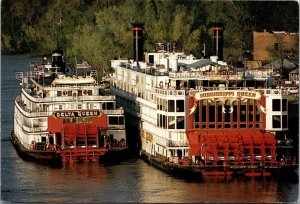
110;23;298;177
11;50;127;163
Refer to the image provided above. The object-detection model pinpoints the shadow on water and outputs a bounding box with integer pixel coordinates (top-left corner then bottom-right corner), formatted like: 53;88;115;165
13;148;141;170
12;152;64;169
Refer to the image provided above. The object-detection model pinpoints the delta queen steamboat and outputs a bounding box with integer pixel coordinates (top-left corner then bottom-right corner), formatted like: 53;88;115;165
11;50;128;163
110;23;298;177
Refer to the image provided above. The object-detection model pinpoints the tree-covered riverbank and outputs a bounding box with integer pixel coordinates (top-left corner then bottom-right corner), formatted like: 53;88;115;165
1;0;298;73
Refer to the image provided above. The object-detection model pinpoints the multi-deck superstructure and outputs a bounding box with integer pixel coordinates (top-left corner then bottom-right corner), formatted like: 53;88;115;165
110;23;297;176
11;50;127;163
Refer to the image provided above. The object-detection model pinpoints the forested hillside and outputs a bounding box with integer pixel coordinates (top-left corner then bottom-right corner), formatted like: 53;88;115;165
1;0;298;72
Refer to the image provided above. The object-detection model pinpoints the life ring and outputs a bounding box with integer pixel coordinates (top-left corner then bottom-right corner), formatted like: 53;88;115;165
83;90;88;95
63;91;67;95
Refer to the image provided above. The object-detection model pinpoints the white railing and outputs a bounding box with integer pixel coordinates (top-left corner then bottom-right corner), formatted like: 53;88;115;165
167;140;189;147
256;88;288;96
102;109;124;115
154;88;186;96
15;99;50;117
15;71;38;81
22;89;115;103
169;70;272;80
153;87;287;97
22;124;47;132
169;72;244;80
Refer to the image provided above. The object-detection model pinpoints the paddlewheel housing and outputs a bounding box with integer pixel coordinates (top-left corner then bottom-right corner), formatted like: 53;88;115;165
47;112;110;162
188;129;276;166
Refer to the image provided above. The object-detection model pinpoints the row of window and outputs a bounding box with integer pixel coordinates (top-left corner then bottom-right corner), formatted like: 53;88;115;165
157;114;185;129
272;115;287;128
59;116;124;125
56;102;114;110
157;98;185;112
57;90;93;97
108;116;125;125
193;123;262;129
194;100;261;123
272;99;287;112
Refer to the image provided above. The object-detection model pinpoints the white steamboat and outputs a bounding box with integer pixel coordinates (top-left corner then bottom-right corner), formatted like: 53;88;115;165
110;23;297;176
12;50;127;163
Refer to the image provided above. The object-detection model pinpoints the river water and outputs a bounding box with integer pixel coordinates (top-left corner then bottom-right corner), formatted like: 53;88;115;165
1;55;299;203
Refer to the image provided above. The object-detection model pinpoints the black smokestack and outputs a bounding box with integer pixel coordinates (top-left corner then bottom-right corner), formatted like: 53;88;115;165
131;23;144;62
211;23;224;60
52;49;66;73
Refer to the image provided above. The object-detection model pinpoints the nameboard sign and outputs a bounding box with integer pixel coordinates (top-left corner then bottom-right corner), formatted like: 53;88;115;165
194;90;261;100
54;111;100;117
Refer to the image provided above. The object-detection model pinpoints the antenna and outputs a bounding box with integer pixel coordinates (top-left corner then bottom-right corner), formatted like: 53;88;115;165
56;11;62;49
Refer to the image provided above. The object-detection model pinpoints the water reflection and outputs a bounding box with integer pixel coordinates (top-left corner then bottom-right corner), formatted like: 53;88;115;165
2;141;299;203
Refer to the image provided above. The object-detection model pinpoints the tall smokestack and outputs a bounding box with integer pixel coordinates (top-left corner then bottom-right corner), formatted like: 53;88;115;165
131;23;144;62
211;23;224;60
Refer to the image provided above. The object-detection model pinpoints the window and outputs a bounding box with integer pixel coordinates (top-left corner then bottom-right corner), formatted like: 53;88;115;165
163;115;167;128
168;100;175;112
177;116;184;129
272;99;280;111
272;115;281;128
149;55;154;64
59;105;63;110
159;98;162;110
104;102;114;110
194;107;199;123
78;104;82;109
209;106;215;122
157;98;163;110
168;116;175;129
202;102;207;122
256;110;261;122
159;114;163;127
57;91;62;96
217;105;222;122
282;115;287;128
249;105;254;122
68;91;72;96
109;116;119;125
232;102;238;122
119;116;124;125
282;99;287;111
240;105;246;122
176;100;184;112
163;99;167;112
